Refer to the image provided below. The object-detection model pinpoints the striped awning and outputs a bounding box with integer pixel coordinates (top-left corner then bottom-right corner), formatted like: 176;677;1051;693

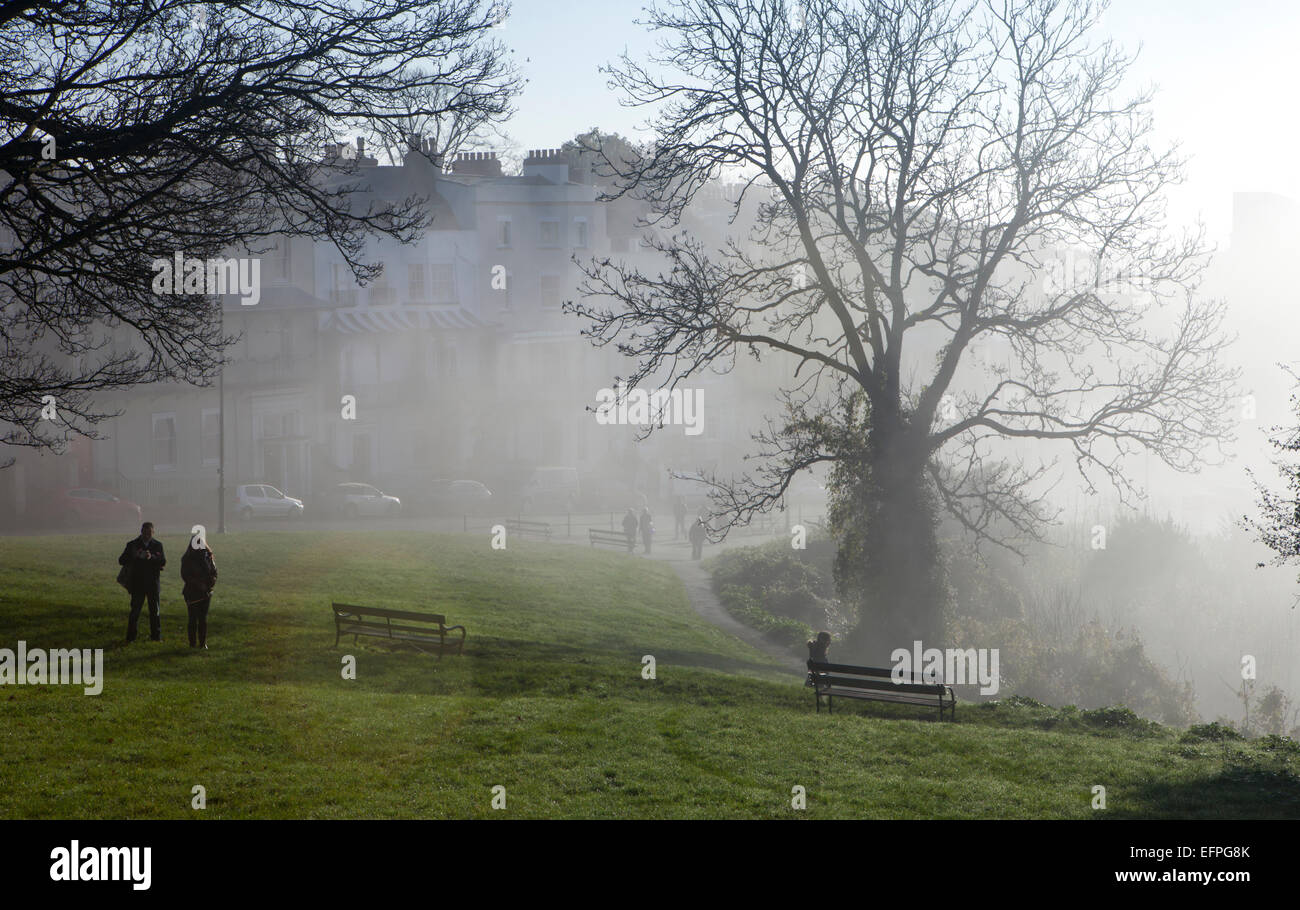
318;306;484;333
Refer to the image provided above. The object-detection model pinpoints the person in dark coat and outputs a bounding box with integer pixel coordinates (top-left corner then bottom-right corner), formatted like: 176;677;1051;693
622;508;639;553
807;631;832;663
688;516;706;560
181;541;218;649
639;507;654;554
673;496;687;540
118;521;166;642
806;631;833;688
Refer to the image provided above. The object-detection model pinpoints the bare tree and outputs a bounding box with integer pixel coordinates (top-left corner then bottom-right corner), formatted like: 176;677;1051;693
0;0;520;461
568;0;1237;659
1244;366;1300;580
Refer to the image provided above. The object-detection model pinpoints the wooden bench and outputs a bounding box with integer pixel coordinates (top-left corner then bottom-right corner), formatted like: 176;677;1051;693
505;519;552;540
332;603;466;657
589;528;633;549
807;660;955;720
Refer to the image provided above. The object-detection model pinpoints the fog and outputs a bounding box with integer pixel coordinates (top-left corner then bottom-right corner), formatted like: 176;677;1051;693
4;2;1299;739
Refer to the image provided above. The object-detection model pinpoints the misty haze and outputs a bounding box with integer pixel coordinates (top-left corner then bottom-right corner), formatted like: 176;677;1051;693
0;0;1297;869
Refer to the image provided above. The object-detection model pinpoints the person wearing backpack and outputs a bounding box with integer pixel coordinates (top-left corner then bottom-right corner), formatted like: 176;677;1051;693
180;540;218;649
118;521;166;642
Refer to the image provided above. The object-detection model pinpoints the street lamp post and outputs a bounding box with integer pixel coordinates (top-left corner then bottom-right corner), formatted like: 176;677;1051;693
218;302;225;534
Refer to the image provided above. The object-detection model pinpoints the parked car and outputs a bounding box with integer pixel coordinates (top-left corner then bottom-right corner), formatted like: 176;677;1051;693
232;483;304;521
320;483;401;519
518;466;580;512
41;487;142;527
409;479;493;516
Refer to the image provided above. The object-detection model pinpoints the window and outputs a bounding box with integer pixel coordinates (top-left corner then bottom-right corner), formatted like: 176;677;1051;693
498;216;512;248
151;413;177;471
539;219;559;247
574;217;588;248
280;237;292;278
259;412;298;439
408;264;426;300
370;265;393;305
540;274;560;309
331;263;356;305
201;408;220;465
431;263;454;302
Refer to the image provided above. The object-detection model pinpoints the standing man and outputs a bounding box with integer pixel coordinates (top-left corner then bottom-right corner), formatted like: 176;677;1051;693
673;496;687;540
622;508;639;554
688;516;706;560
119;521;166;642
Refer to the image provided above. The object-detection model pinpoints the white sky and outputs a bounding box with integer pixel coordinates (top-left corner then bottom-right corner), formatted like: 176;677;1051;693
499;0;1300;244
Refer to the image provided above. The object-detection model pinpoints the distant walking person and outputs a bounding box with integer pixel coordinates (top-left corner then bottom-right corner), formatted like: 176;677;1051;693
181;540;218;650
688;516;706;560
119;522;166;642
639;507;654;554
673;496;687;540
622;508;639;553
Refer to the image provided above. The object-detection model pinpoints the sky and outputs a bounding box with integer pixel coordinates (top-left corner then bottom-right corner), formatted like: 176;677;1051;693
496;0;1300;245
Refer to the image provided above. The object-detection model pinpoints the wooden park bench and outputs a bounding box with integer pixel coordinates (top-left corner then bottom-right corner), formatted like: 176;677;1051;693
505;518;552;540
331;602;466;657
589;528;633;550
807;660;955;720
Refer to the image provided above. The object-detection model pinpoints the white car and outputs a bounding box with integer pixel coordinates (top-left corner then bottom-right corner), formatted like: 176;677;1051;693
519;467;579;512
233;483;304;521
326;483;402;519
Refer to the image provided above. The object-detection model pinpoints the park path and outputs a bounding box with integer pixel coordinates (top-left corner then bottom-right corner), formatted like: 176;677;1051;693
663;553;806;676
567;528;807;677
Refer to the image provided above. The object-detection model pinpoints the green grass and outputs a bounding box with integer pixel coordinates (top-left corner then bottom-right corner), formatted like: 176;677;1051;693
1;531;1297;818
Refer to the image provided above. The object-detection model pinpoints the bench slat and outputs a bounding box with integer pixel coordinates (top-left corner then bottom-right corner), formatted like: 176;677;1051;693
813;674;949;695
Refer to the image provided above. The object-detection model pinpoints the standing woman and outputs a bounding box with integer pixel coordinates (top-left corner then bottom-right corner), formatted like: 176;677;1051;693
639;507;654;555
181;540;218;649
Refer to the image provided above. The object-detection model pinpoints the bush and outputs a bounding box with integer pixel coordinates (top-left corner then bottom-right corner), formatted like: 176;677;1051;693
948;608;1199;726
716;585;811;647
711;540;844;649
1180;722;1244;744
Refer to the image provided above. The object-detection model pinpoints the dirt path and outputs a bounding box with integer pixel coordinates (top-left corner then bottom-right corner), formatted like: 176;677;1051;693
663;553;806;676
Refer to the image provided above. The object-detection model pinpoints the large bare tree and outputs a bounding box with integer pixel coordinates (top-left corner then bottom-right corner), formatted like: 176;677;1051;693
0;0;519;461
568;0;1237;660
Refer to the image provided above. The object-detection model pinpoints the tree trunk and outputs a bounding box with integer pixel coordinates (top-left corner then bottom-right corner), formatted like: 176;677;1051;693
838;428;947;667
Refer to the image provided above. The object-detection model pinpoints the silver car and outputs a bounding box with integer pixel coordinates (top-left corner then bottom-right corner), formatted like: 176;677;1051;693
328;483;401;519
233;483;305;521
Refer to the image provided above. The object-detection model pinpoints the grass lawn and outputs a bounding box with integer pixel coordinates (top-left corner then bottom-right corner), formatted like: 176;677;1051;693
0;530;1297;819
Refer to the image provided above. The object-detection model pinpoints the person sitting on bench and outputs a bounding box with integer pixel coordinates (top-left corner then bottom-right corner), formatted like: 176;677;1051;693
808;630;832;663
806;630;832;686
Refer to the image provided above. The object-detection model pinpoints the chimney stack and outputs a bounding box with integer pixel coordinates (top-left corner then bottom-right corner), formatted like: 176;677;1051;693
522;147;570;184
449;151;503;178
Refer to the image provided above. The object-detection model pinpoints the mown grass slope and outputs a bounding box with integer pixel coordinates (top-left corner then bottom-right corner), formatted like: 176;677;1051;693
0;531;1296;818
